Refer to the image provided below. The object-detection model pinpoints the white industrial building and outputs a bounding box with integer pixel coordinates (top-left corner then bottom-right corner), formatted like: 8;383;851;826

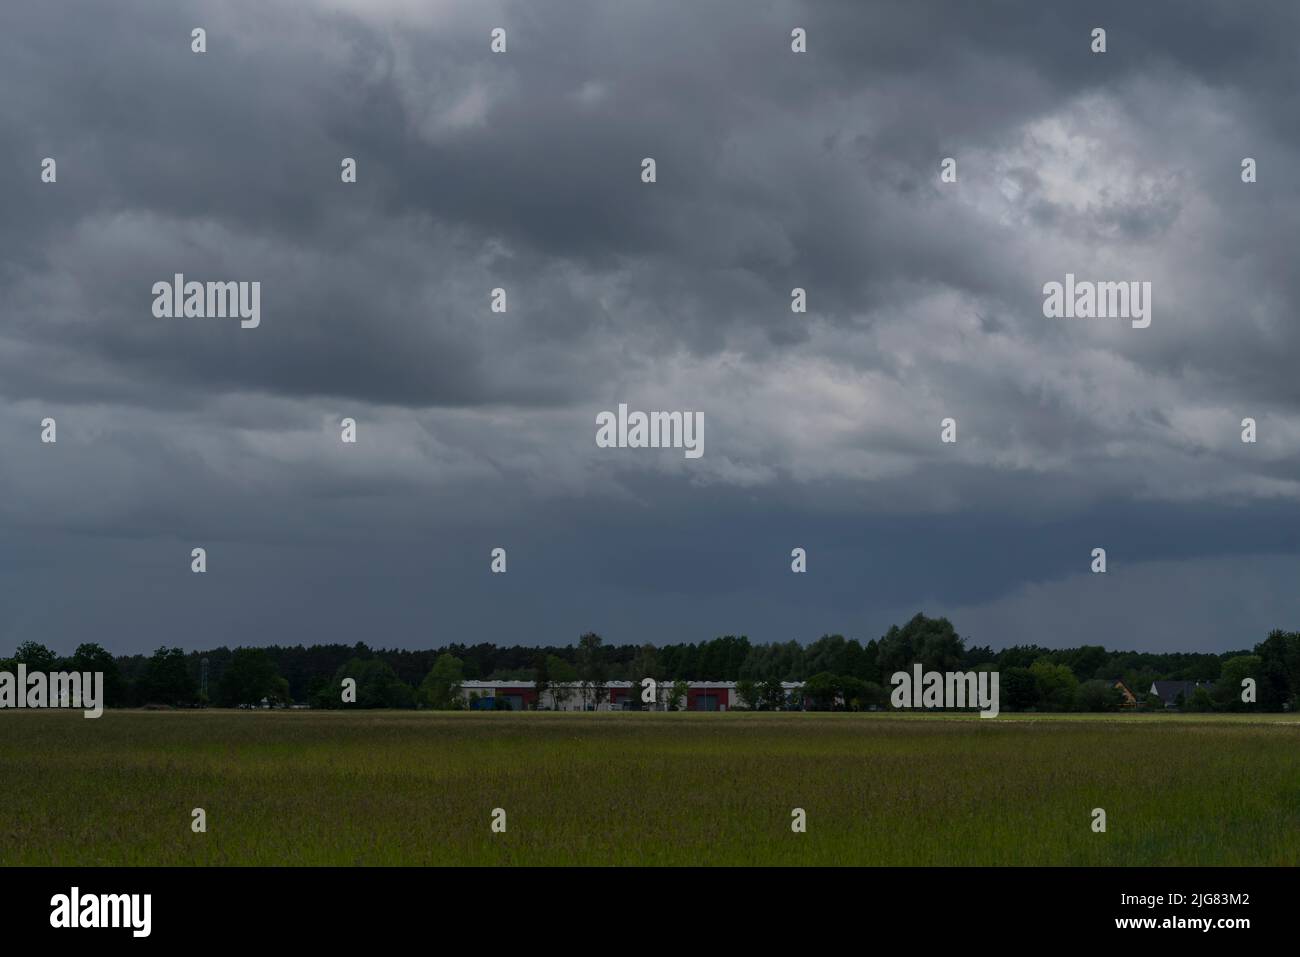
457;680;804;712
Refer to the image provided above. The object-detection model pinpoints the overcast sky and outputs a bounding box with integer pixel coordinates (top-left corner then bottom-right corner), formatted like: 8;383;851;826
2;0;1298;656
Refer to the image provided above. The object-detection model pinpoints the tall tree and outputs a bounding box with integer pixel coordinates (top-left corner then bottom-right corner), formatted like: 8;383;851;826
735;679;760;711
140;647;199;706
1215;655;1261;712
576;632;607;710
419;653;465;710
1255;630;1300;711
546;655;577;710
333;658;414;709
628;643;660;684
667;679;689;712
217;648;287;707
13;641;57;672
802;672;842;711
531;652;550;711
760;678;786;711
1030;659;1078;712
67;643;126;707
875;614;965;678
1002;667;1039;712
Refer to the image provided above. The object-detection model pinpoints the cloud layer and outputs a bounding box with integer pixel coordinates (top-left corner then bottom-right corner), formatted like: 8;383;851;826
2;0;1298;654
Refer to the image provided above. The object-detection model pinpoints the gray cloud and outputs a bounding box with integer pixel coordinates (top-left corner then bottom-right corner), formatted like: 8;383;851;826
1;0;1298;654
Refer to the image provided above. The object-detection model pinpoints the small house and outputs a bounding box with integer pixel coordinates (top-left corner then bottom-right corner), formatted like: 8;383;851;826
1149;680;1206;709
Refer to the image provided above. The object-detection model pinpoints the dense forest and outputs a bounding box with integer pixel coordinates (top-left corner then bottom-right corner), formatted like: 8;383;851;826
3;613;1297;713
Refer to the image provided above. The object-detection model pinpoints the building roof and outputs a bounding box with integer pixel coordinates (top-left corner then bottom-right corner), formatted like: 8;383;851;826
1150;680;1201;700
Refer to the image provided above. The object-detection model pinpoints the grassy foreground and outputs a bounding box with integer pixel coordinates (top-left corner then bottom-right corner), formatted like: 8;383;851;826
1;711;1297;866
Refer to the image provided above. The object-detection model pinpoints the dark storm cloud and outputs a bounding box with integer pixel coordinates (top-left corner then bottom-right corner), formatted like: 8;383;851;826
1;0;1298;655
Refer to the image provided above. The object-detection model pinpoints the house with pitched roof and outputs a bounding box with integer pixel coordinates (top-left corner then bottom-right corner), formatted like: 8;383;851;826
1149;680;1210;709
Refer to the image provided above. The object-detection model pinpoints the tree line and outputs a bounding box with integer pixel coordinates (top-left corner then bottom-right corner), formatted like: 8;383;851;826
2;613;1297;712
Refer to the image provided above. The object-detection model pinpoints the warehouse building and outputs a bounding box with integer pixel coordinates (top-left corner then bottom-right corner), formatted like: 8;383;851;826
458;680;804;711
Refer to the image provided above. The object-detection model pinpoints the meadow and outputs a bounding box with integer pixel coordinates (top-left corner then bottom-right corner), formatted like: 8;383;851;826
1;711;1297;866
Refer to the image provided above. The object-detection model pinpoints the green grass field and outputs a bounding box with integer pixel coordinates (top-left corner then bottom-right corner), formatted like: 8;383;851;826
2;711;1297;866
